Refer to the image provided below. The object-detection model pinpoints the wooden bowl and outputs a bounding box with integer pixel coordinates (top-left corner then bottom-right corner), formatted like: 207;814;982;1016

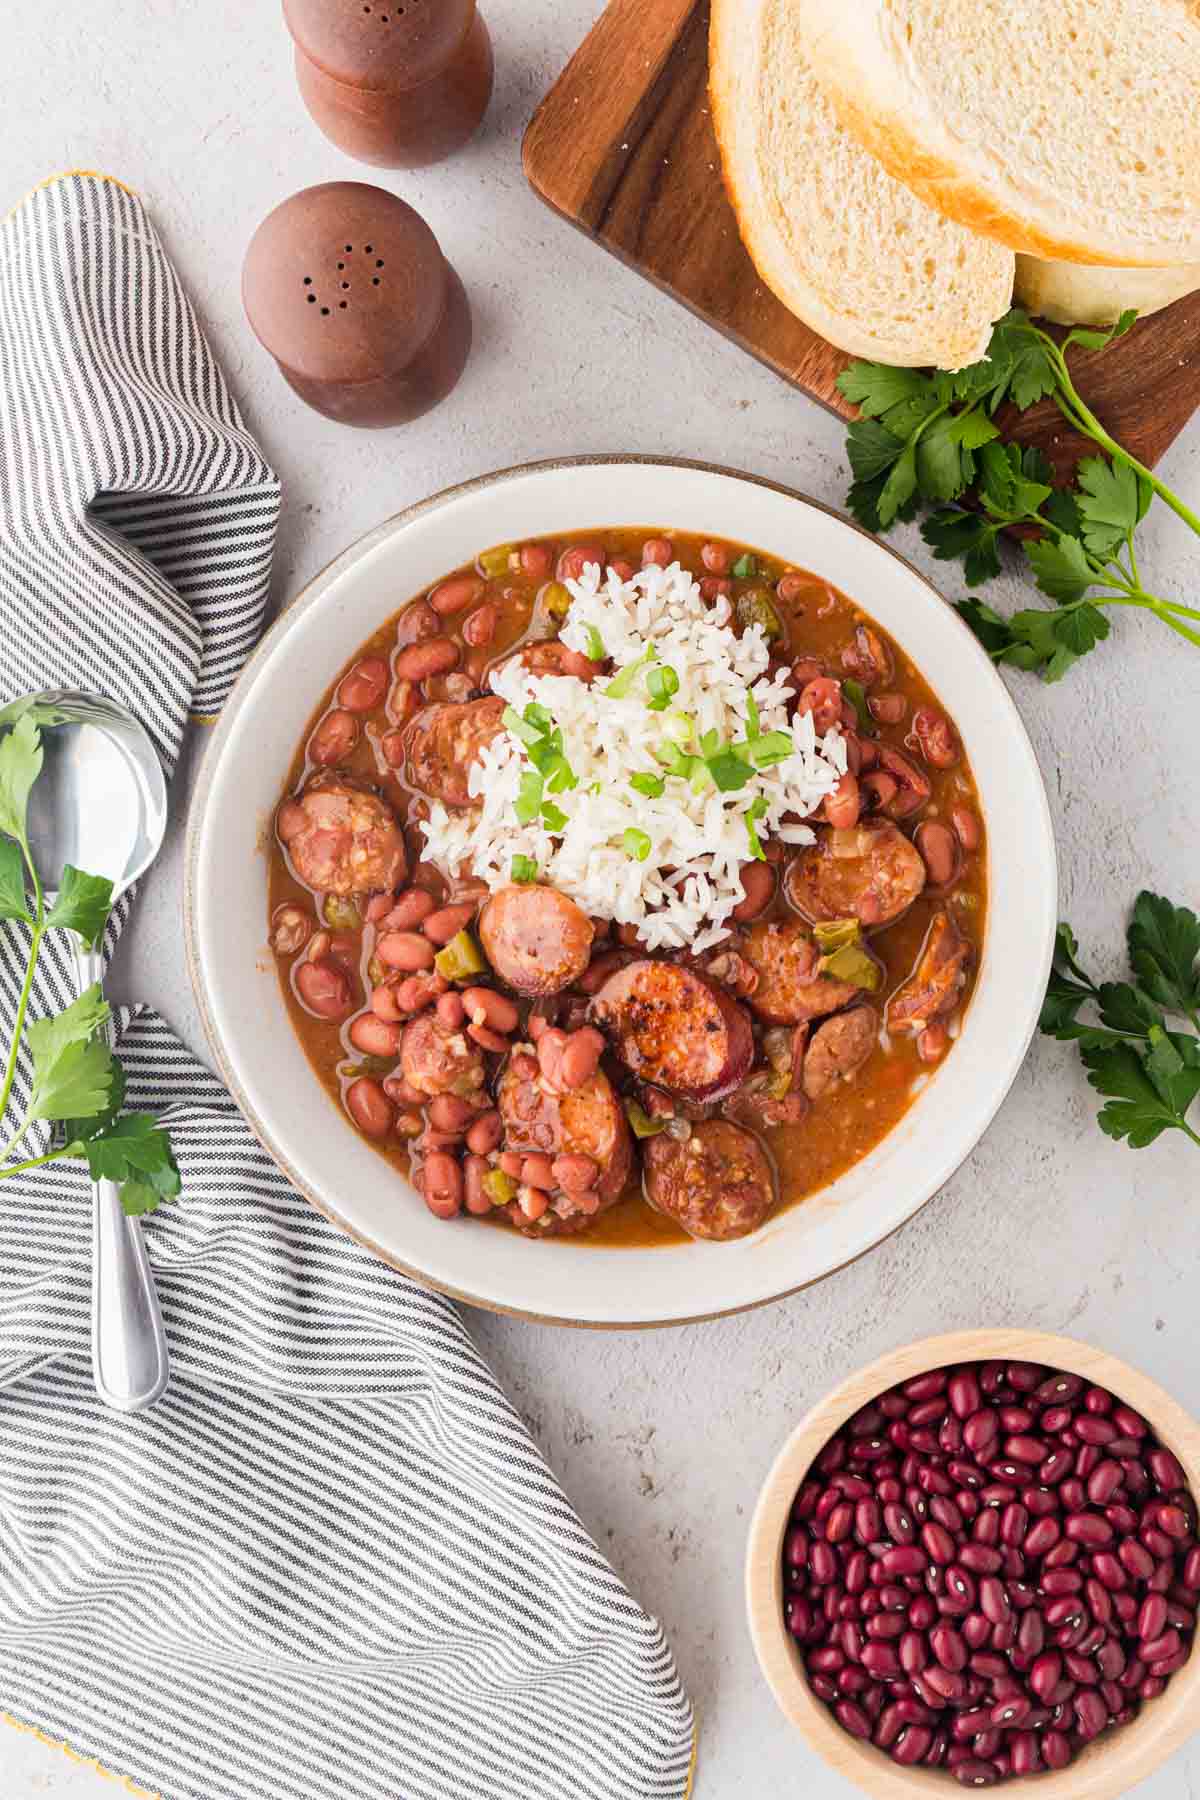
746;1330;1200;1800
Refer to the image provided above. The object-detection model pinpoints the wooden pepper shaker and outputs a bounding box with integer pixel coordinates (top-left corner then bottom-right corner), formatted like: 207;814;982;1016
283;0;493;168
242;182;472;427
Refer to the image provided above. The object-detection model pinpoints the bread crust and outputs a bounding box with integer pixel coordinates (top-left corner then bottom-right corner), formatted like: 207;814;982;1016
1014;256;1200;326
796;0;1200;268
709;0;1012;368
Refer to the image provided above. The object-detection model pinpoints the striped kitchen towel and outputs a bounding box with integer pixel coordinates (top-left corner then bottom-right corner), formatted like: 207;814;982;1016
0;173;694;1800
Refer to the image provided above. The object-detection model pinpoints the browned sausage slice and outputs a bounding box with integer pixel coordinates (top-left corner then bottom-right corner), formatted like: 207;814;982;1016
517;640;598;682
802;1005;879;1100
497;1057;633;1234
277;778;406;898
400;1012;487;1099
478;885;595;996
886;910;971;1034
739;917;862;1025
784;822;926;931
400;696;505;807
588;959;754;1102
643;1120;776;1241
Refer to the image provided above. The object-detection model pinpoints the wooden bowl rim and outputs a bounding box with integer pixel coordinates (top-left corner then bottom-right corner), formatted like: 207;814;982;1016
746;1328;1200;1800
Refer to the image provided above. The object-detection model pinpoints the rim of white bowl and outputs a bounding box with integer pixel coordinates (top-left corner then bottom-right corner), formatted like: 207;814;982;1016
184;455;1058;1327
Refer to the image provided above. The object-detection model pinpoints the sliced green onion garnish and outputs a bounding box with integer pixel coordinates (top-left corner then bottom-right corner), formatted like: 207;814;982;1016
744;796;770;861
699;726;720;758
689;760;714;795
583;624;606;662
732;553;758;578
514;768;544;824
630;772;665;798
511;854;539;883
503;704;544;748
603;643;657;699
745;688;760;740
623;827;652;862
660;711;693;745
645;664;680;711
541;800;568;833
745;730;795;769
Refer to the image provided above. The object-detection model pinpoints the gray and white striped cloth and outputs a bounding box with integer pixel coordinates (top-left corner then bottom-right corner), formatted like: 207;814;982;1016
0;173;695;1800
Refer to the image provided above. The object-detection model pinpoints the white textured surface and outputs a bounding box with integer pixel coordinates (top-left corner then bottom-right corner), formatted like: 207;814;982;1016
3;1;1200;1795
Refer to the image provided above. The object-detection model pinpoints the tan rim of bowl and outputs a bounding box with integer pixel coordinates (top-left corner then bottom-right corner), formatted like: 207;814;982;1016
746;1329;1200;1800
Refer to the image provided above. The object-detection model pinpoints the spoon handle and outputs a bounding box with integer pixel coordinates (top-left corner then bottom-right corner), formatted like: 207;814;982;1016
77;945;171;1412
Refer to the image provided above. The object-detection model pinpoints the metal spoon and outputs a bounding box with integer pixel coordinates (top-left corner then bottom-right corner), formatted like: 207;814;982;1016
21;691;171;1413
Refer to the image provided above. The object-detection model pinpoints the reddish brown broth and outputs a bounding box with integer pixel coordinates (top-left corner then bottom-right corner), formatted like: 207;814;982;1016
268;528;987;1247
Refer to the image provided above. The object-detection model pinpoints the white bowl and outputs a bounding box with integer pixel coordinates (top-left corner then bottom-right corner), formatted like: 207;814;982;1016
184;457;1057;1327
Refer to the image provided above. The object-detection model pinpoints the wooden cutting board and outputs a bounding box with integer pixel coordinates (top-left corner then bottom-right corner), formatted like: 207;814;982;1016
523;0;1200;478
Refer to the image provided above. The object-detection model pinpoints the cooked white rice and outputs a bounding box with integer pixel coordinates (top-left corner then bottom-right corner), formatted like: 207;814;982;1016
419;559;845;952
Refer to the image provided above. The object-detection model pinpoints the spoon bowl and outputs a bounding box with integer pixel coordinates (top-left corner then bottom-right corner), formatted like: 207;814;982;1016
21;691;168;902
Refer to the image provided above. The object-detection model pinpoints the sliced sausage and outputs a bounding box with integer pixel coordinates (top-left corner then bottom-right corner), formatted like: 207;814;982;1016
784;821;926;931
400;696;505;807
802;1005;879;1100
589;959;754;1102
496;1058;633;1216
643;1121;776;1241
399;1012;487;1100
739;917;862;1026
886;910;971;1035
478;886;595;996
517;640;597;682
278;778;406;898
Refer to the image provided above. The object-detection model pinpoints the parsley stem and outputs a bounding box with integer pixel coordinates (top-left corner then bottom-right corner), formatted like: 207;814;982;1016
1040;331;1200;541
0;1146;69;1181
0;837;45;1140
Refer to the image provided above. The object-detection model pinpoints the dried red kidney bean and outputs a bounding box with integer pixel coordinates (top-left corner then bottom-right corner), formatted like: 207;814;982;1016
785;1359;1197;1783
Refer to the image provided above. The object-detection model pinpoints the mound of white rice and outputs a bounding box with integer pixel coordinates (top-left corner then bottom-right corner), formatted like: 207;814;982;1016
419;559;845;952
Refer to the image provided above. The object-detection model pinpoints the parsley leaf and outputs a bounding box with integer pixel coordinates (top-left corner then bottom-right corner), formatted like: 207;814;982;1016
29;1036;116;1124
1082;1042;1184;1148
875;440;919;528
514;768;544;824
1023;535;1095;606
836;363;930;419
845;418;907;485
1127;891;1200;1022
925;510;1003;587
1075;456;1142;559
76;1111;182;1200
0;837;31;924
45;865;113;949
0;712;43;846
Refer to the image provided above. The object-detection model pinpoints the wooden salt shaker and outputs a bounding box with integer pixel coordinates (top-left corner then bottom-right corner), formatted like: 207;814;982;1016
242;181;471;427
283;0;493;168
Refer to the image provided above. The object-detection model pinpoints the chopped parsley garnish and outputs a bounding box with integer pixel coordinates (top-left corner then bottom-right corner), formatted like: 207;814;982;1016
731;553;758;579
629;772;665;799
510;854;539;883
842;678;874;735
514;768;544;825
583;625;606;662
541;800;568;833
623;827;652;862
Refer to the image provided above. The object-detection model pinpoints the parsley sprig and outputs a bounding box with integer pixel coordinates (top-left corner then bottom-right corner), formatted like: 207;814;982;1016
0;713;180;1214
1041;892;1200;1150
838;309;1200;682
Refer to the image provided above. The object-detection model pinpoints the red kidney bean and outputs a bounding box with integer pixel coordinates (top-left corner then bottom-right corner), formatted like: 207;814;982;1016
915;820;959;889
557;1026;605;1091
308;708;358;765
557;544;605;583
797;676;843;736
461;1110;500;1156
377;930;436;973
641;536;673;568
892;1725;933;1766
393;636;459;682
348;1012;402;1060
421;1151;463;1218
913;706;960;768
461;986;519;1035
467;1021;509;1053
923;1523;956;1565
462;1154;492;1215
462;602;498;648
295;958;353;1020
422;902;478;946
336;656;389;714
345;1076;393;1139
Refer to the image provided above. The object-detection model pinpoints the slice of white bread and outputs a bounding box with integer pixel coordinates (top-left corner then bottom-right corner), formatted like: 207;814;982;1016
709;0;1013;370
1015;256;1200;326
792;0;1200;267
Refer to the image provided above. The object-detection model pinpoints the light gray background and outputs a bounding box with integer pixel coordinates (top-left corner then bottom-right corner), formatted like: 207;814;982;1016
4;2;1199;1795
